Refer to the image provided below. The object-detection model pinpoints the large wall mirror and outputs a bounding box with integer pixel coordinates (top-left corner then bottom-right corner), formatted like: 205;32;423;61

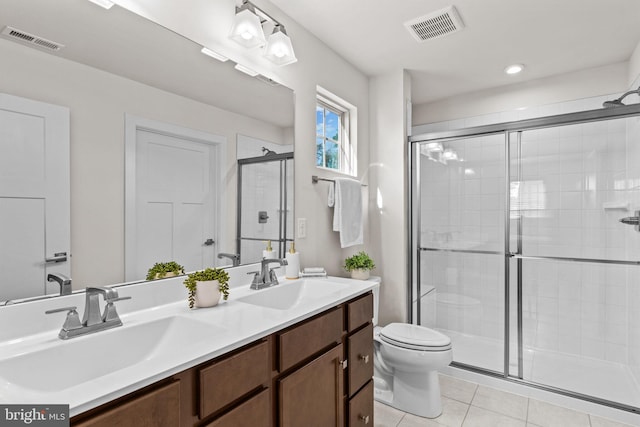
0;0;294;303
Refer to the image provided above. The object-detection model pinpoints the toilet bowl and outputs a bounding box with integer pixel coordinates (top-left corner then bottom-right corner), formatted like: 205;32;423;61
371;286;453;418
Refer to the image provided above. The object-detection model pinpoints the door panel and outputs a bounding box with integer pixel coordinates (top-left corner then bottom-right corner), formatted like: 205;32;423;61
132;129;217;279
0;93;70;300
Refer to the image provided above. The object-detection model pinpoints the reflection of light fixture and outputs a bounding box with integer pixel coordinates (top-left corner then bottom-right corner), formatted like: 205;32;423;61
228;0;297;67
201;47;229;62
264;25;297;65
234;63;259;77
229;0;266;48
87;0;114;9
442;149;458;161
505;63;524;75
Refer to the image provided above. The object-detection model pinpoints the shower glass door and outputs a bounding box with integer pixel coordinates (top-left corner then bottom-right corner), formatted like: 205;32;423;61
237;153;293;264
510;117;640;408
412;106;640;411
416;133;506;374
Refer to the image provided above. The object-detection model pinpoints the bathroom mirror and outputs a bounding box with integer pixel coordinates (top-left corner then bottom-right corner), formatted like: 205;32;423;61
0;0;294;303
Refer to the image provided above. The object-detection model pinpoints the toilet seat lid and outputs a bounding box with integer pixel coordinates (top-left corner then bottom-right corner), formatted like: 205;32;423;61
380;323;451;351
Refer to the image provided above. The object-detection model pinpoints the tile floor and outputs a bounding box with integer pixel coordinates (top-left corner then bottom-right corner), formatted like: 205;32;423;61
374;374;636;427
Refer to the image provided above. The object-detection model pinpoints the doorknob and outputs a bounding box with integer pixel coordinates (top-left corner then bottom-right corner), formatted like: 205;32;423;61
619;210;640;232
45;252;67;263
204;239;215;246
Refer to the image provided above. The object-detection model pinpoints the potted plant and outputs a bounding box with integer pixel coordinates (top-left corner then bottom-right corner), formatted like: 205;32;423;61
146;261;185;281
344;251;375;280
183;268;230;309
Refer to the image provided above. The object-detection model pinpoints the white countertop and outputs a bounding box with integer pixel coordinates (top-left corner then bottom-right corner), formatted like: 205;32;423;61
0;273;379;417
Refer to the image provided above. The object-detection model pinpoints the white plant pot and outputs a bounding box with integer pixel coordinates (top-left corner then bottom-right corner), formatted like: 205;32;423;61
350;269;370;280
194;280;221;308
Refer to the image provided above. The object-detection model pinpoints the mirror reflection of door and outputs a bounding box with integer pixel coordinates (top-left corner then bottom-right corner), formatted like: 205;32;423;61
125;116;225;281
0;93;70;301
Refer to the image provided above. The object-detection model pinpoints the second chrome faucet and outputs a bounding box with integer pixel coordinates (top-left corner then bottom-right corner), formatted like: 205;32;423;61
249;258;288;290
46;287;131;339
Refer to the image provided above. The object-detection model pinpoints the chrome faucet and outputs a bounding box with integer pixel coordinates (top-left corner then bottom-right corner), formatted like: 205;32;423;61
45;286;131;339
249;258;288;290
47;273;72;296
217;252;241;266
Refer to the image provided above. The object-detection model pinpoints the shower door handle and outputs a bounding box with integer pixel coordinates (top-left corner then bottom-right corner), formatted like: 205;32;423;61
619;211;640;232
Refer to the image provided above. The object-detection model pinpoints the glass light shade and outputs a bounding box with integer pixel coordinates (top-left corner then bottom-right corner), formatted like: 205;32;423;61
264;27;297;66
229;8;266;48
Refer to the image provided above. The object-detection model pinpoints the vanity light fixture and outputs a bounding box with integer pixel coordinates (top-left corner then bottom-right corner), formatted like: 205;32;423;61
505;63;524;75
228;0;297;67
229;0;267;49
264;25;297;65
87;0;114;9
234;63;259;77
201;47;229;62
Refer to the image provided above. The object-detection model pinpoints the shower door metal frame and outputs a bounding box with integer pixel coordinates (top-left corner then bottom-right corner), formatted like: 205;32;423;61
409;103;640;414
236;152;294;262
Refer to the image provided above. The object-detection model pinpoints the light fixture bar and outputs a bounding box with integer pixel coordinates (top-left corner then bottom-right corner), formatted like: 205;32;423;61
234;63;259;77
87;0;114;9
201;47;229;62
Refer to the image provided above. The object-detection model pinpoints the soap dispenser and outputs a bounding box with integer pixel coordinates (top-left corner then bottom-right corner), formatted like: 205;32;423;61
285;242;300;279
262;240;275;260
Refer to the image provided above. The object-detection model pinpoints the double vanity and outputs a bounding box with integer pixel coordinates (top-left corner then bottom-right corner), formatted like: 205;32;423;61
0;269;379;426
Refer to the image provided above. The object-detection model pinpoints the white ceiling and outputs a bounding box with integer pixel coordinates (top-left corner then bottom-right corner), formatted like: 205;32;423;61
0;0;294;128
270;0;640;105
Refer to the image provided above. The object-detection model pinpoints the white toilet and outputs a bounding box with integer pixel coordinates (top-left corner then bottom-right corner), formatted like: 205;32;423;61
372;286;453;418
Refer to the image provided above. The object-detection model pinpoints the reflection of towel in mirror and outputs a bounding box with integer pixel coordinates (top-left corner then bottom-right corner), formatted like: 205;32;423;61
328;178;363;248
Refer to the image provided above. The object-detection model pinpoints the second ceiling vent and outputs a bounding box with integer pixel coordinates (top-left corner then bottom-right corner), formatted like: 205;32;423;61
404;5;464;42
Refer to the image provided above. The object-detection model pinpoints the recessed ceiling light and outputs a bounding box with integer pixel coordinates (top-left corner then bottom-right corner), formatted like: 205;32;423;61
505;64;524;75
87;0;114;9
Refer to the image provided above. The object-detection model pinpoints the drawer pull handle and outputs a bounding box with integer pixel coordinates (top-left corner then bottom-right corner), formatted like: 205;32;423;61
358;354;370;364
359;414;370;424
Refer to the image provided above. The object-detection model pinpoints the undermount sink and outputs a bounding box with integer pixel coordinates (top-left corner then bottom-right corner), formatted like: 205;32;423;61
0;316;219;392
237;279;346;310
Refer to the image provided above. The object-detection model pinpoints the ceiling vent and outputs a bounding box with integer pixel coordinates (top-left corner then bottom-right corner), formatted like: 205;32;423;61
404;6;464;42
1;26;65;51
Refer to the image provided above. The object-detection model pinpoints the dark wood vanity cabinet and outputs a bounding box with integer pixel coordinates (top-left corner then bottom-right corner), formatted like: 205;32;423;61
71;291;374;427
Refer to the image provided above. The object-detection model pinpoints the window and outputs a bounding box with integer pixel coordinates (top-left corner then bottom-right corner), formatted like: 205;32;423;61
315;87;356;176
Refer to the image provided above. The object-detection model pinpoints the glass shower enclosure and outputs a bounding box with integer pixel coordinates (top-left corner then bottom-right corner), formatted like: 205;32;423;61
237;152;294;264
410;104;640;412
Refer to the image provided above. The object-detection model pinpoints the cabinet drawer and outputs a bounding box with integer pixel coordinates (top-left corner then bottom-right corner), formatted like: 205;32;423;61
348;323;373;397
278;307;343;372
204;389;270;427
199;340;270;418
348;380;373;427
347;293;373;332
72;381;180;427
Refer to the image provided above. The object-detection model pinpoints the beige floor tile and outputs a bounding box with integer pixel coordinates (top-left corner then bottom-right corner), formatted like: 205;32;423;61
375;401;406;427
527;399;590;427
439;374;478;404
590;414;637;427
471;385;528;420
462;406;527;427
397;413;441;427
425;396;469;427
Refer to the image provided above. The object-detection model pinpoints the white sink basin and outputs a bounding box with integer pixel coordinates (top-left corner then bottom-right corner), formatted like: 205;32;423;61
0;316;220;392
237;279;346;310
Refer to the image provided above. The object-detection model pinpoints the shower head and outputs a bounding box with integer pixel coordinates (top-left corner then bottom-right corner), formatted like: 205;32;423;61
602;86;640;108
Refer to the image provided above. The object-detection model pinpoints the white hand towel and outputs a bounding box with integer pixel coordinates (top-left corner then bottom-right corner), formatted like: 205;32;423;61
332;178;363;248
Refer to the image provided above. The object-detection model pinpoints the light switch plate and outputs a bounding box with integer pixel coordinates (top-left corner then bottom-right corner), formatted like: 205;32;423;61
297;218;307;239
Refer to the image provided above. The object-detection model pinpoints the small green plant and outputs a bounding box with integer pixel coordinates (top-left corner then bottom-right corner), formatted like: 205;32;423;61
183;268;230;309
146;261;185;281
344;251;375;272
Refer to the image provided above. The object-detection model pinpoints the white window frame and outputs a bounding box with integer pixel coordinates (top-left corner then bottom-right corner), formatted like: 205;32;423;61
316;86;357;177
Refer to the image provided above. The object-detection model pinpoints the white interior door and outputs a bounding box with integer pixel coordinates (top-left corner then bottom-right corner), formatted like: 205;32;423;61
0;93;70;301
125;116;225;281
